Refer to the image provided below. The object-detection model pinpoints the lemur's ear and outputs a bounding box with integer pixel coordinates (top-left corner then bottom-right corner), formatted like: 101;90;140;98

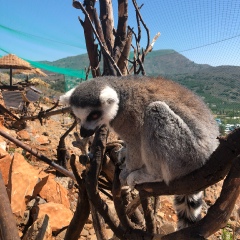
100;86;119;105
59;87;76;105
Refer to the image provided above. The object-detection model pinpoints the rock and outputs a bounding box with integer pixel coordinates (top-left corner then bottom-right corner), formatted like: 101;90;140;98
81;228;89;237
36;135;50;145
22;214;52;240
158;212;165;219
32;202;73;232
0;147;8;158
36;196;47;205
17;130;30;141
27;199;38;210
55;228;67;240
0;136;7;151
22;210;31;225
105;228;114;238
8;152;40;217
0;115;4;125
37;175;70;208
87;235;97;240
0;122;10;133
0;150;12;185
159;223;175;235
89;228;95;235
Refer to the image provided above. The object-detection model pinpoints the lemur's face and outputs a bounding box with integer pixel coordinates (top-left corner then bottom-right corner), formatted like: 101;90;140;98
71;86;119;138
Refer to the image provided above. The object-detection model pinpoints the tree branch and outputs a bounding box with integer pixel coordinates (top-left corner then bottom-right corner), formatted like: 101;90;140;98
73;0;122;76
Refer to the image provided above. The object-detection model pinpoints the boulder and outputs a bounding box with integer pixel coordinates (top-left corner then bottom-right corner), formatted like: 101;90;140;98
32;202;73;232
0;136;7;151
22;214;52;240
8;152;40;217
37;175;70;208
36;135;50;145
0;149;12;185
17;130;30;141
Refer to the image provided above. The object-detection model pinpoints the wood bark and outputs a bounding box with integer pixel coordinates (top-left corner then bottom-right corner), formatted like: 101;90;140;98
80;0;101;77
113;0;128;63
64;155;90;240
0;170;20;240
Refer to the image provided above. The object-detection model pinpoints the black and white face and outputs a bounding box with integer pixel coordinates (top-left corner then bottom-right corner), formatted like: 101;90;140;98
71;86;120;138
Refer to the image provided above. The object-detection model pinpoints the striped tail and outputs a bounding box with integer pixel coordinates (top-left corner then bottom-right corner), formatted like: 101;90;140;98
174;191;203;229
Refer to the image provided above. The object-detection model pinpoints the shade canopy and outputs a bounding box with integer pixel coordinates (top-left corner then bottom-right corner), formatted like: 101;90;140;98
13;68;47;76
0;54;46;87
0;54;32;70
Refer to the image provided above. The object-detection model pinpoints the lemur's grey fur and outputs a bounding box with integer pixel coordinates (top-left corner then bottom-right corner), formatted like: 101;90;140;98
60;75;219;229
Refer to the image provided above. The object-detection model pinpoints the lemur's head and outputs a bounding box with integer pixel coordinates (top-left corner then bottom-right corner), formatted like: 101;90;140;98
59;80;119;138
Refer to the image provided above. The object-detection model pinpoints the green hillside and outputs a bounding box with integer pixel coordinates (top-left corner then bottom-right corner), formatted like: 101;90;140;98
43;49;240;119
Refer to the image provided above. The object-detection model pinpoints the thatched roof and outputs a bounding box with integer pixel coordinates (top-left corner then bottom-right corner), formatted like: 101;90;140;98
0;54;33;69
13;68;47;76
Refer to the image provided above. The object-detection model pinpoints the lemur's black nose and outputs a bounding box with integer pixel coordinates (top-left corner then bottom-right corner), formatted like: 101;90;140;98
80;127;96;138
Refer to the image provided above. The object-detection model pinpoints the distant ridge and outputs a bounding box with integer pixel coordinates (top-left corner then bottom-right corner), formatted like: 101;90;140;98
43;49;240;114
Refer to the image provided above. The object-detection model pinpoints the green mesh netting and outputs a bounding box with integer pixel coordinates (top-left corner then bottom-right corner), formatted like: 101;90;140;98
27;60;86;79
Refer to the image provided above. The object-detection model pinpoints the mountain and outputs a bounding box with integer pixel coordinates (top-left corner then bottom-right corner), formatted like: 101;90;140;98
43;49;240;117
144;49;211;75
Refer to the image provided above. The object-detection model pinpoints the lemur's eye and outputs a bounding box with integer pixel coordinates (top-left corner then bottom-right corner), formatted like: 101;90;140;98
87;110;102;121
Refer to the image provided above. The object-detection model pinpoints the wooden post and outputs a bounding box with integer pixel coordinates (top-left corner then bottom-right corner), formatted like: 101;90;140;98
10;67;13;87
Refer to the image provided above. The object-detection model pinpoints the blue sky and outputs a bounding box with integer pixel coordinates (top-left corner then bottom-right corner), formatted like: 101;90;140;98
1;0;240;66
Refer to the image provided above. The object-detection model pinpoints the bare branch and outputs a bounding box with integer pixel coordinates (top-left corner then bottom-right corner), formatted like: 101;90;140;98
117;29;132;75
113;0;128;62
77;0;101;77
129;32;160;74
73;0;122;76
0;170;20;240
132;0;150;50
64;155;90;240
99;0;115;52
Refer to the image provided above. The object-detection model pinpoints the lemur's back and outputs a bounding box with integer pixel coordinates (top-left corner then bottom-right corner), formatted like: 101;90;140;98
107;76;219;149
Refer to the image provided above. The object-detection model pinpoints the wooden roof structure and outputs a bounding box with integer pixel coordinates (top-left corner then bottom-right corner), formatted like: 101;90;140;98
0;54;32;70
0;54;33;87
0;54;46;87
13;68;47;76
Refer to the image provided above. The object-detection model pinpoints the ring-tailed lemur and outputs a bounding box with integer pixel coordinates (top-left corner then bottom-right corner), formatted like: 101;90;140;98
60;75;219;229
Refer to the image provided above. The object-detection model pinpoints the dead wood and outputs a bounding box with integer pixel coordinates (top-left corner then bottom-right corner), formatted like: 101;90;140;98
117;30;132;75
113;0;128;63
79;0;101;77
0;129;76;180
64;155;90;240
57;119;77;176
99;0;115;54
112;165;140;230
140;194;157;234
0;103;20;121
84;125;124;238
73;0;122;76
16;106;71;124
0;170;20;240
90;202;109;240
82;125;154;240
